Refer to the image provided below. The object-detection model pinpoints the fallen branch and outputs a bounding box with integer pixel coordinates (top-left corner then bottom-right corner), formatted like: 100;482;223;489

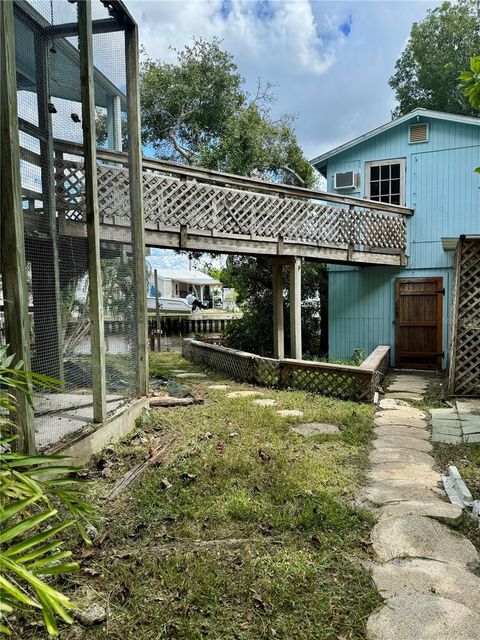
104;433;176;501
149;396;199;408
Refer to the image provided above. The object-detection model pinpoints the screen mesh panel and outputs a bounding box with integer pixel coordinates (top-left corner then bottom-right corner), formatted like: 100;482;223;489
13;0;141;451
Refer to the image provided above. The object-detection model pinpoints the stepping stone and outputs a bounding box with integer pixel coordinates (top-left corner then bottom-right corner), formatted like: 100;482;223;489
386;392;424;401
387;383;428;393
368;462;440;485
456;398;480;413
432;432;463;444
369;448;436;468
374;426;429;440
208;385;230;391
175;373;207;379
277;409;303;418
464;433;480;443
226;390;263;399
371;515;480;568
378;398;398;410
430;407;458;420
378;500;463;523
364;481;444;506
293;423;340;436
377;408;426;421
366;595;480;640
375;416;428;429
373;436;433;453
371;558;480;613
461;421;480;435
252;398;277;407
431;422;462;436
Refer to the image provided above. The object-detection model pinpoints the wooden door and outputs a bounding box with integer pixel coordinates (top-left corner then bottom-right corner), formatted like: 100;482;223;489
395;278;443;370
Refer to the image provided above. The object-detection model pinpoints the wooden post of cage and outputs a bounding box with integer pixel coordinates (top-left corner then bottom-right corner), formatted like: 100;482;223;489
78;0;107;423
126;21;149;396
0;0;36;452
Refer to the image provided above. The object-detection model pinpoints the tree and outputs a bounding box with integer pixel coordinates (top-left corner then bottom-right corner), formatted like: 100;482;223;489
140;38;314;187
459;55;480;173
389;0;480;118
459;55;480;110
222;257;327;359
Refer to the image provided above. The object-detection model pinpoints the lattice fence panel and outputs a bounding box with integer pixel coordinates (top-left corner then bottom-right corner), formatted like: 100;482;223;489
450;239;480;396
55;159;407;252
281;365;373;401
183;340;377;402
182;342;256;383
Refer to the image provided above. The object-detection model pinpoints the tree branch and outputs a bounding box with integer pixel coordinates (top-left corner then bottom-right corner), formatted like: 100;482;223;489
281;165;305;186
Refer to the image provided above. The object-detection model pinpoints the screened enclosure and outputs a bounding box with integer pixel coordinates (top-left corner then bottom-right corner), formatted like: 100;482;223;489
1;0;147;452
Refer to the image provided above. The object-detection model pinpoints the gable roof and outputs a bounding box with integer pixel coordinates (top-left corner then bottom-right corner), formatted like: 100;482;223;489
311;109;480;172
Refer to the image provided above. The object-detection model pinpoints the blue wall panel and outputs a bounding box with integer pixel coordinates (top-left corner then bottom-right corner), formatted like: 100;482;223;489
324;115;479;366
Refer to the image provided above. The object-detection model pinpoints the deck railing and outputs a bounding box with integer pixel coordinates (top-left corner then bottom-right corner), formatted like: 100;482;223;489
18;127;412;263
182;339;390;402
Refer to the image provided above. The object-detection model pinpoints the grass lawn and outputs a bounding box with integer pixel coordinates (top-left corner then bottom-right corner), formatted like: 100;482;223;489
21;352;381;640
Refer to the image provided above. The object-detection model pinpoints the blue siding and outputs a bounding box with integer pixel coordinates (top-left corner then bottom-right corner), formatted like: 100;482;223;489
325;115;480;367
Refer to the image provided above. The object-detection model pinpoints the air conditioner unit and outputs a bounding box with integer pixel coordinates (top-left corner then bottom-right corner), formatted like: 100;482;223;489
334;171;359;190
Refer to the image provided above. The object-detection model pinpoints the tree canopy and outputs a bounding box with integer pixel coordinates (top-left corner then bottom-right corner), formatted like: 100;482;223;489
389;0;480;118
140;38;314;187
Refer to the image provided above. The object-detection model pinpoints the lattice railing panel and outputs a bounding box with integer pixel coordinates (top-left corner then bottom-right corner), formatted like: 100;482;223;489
451;239;480;396
55;159;407;252
183;340;384;402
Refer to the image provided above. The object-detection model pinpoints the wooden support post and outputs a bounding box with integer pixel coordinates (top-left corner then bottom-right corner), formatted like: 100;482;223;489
272;263;284;359
78;0;106;423
32;35;64;381
0;0;35;452
125;21;149;397
154;268;161;352
289;257;302;360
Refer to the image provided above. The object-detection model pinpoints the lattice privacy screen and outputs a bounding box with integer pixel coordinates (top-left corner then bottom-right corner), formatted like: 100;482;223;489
449;239;480;397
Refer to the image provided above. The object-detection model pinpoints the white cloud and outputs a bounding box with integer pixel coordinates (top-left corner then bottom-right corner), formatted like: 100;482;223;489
129;0;342;78
125;0;439;161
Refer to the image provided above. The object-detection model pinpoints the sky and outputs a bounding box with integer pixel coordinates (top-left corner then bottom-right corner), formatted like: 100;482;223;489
124;0;439;271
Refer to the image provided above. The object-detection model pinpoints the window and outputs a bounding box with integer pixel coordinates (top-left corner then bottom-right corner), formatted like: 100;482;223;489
365;159;405;206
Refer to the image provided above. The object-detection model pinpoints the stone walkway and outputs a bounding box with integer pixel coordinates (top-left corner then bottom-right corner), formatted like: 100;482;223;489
364;374;480;639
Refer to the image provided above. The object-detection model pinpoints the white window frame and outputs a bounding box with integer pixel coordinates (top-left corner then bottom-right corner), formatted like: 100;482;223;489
364;158;406;206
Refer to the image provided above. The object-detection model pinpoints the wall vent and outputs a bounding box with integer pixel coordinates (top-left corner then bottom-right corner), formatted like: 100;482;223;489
409;123;429;143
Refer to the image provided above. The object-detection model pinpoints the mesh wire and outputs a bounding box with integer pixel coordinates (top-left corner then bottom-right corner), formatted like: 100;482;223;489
13;0;139;451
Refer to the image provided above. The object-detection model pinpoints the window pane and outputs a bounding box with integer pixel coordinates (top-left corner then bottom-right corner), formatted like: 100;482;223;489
381;165;389;179
381;180;390;195
370;195;379;201
370;166;379;180
391;194;400;205
370;181;379;197
391;179;400;194
380;195;390;203
391;164;400;179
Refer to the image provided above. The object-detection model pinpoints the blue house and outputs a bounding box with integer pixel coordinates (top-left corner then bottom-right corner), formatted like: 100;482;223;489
311;109;480;379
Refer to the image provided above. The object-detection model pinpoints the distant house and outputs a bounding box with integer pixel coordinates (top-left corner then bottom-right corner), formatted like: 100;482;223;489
311;109;479;386
148;268;222;302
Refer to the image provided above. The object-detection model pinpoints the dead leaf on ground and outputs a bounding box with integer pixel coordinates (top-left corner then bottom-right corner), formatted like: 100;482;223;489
215;442;225;454
94;531;108;547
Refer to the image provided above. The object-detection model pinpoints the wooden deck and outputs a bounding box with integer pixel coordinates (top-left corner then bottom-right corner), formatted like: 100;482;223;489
22;137;413;267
